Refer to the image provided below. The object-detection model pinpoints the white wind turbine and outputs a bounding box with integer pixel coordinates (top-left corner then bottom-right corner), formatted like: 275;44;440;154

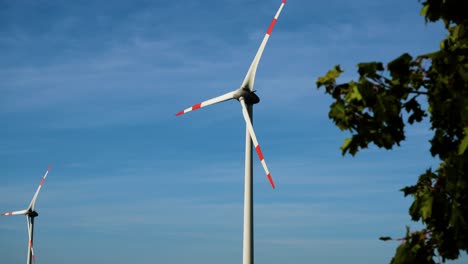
176;1;286;263
1;165;52;264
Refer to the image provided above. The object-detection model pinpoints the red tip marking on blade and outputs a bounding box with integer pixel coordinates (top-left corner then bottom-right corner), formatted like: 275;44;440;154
29;240;33;248
266;18;277;35
255;145;264;161
176;111;184;116
47;164;53;171
282;0;286;3
39;178;45;186
267;173;275;189
192;103;202;110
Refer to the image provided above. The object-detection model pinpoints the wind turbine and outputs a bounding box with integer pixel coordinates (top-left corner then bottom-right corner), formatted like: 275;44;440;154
1;165;52;264
176;1;286;263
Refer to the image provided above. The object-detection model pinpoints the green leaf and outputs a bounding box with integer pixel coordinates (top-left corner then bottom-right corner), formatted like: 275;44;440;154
316;65;343;88
340;138;352;155
387;53;412;80
344;82;363;102
400;185;417;196
392;243;416;264
440;40;445;50
458;127;468;155
357;62;384;77
452;25;460;40
420;193;433;220
420;4;429;16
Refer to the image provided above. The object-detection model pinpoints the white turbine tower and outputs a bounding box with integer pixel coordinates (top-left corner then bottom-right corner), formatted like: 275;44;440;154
1;165;52;264
176;1;286;263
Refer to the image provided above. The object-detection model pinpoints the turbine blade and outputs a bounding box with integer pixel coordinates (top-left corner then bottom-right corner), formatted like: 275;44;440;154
28;165;52;211
239;99;275;189
176;91;236;116
31;247;36;264
240;0;286;91
1;209;28;216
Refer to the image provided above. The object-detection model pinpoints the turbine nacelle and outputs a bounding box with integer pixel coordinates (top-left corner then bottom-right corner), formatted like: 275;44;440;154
233;88;260;105
27;211;39;218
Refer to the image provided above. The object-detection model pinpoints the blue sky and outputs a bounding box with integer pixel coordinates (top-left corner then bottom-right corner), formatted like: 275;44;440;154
1;0;466;263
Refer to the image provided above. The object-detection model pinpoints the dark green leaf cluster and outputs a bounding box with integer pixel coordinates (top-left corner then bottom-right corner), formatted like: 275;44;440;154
421;0;468;27
316;0;468;262
316;54;427;156
391;228;436;264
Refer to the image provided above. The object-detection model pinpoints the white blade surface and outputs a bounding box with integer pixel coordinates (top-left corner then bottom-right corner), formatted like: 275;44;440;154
241;0;286;91
31;247;36;264
239;99;275;189
28;165;52;211
1;209;28;216
176;91;236;116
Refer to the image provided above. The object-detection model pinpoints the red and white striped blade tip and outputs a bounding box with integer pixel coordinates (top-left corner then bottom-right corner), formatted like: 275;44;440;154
39;164;52;186
176;102;202;116
241;0;286;91
266;0;286;36
31;244;36;264
176;92;236;116
239;100;276;189
1;210;27;216
268;174;275;189
254;145;276;189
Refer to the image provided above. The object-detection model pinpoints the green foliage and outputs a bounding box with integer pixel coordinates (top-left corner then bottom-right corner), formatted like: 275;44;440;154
391;228;436;264
316;0;468;262
459;128;468;154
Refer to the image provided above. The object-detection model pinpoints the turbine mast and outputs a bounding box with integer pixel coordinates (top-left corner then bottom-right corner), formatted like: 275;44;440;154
243;103;254;264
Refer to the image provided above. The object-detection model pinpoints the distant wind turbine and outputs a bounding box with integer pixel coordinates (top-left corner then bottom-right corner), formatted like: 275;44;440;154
1;165;52;264
176;1;286;263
